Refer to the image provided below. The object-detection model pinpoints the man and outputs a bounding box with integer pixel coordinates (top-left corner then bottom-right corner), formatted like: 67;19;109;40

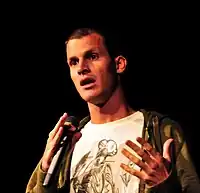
26;27;200;193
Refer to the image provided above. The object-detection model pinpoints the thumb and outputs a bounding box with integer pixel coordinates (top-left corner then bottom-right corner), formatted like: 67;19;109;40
72;132;82;145
74;132;82;142
163;138;174;162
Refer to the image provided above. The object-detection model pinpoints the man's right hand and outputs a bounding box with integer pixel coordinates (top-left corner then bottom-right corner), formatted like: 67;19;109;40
41;113;68;172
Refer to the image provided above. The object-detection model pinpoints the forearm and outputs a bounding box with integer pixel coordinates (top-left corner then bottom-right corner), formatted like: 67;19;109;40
175;142;200;192
26;162;58;193
149;142;200;193
148;168;182;193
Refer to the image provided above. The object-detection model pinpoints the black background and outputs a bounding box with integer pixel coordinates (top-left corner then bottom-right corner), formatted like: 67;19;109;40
3;4;199;192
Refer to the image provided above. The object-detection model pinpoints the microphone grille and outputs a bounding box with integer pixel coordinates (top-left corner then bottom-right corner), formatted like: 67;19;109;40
66;116;79;128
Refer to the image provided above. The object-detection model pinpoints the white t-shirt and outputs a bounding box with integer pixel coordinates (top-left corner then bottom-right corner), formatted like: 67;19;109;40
70;111;144;193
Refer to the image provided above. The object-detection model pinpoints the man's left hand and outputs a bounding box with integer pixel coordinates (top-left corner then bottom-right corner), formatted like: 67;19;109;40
120;137;174;187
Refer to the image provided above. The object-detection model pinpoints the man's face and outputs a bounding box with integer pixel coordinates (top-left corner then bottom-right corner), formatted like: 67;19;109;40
66;33;118;105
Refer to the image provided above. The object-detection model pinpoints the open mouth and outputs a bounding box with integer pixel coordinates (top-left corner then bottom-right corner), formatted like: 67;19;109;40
80;78;95;86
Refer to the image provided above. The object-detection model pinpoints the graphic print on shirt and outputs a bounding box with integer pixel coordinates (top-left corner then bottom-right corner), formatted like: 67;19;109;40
70;139;135;193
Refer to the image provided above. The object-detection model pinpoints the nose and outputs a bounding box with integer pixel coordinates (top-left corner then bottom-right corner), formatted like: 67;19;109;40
77;60;90;75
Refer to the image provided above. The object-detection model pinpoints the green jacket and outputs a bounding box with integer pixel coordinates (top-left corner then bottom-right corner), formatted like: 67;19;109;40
25;109;200;193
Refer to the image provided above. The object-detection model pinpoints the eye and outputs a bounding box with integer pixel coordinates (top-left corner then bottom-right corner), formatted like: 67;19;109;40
91;53;98;60
87;53;98;60
69;59;78;66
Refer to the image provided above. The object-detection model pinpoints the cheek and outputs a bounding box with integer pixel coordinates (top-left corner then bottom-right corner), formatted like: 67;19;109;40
70;71;79;87
101;66;116;85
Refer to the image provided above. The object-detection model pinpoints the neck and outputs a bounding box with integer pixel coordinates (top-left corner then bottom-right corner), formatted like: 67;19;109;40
87;84;135;124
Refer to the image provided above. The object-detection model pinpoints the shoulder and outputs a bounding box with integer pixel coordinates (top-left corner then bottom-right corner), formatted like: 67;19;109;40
140;108;185;152
78;115;90;130
140;108;182;130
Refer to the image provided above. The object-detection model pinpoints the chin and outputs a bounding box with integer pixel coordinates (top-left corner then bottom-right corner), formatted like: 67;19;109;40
79;91;101;103
80;91;110;106
81;94;99;104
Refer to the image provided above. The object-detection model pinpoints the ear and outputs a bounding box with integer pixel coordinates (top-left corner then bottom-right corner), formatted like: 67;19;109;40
115;55;127;74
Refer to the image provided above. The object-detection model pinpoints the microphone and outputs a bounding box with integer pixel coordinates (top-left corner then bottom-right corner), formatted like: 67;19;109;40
43;116;79;187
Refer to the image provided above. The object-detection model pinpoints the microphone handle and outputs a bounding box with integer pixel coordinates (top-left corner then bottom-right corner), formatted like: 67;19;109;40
43;135;71;187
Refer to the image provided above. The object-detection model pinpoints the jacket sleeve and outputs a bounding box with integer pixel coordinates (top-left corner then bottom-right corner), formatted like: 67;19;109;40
176;141;200;192
149;118;200;193
25;159;58;193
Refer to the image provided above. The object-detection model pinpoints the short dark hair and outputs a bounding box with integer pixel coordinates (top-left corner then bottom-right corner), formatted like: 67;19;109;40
65;27;127;60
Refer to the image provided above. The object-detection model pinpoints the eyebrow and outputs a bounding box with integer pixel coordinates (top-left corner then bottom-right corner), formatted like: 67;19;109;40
68;56;78;62
68;48;99;61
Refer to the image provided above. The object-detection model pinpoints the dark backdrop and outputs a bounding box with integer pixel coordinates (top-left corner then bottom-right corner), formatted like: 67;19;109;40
4;6;199;192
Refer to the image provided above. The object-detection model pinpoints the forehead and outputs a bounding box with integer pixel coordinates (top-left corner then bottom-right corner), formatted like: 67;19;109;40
66;33;105;58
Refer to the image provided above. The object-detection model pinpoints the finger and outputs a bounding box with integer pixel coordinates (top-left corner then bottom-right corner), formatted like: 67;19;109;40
42;127;64;169
49;113;68;139
122;148;159;176
136;137;162;161
45;127;64;155
163;138;173;162
72;132;82;145
120;163;158;184
121;148;146;169
53;126;64;145
120;163;144;180
125;140;154;164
